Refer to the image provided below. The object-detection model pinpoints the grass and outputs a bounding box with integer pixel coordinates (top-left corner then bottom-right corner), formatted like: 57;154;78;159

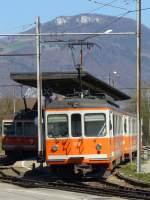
120;161;150;183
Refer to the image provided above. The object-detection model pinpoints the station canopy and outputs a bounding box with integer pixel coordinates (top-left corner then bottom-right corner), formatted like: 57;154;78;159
10;71;130;101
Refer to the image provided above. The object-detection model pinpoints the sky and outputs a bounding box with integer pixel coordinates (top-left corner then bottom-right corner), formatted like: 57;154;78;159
0;0;149;32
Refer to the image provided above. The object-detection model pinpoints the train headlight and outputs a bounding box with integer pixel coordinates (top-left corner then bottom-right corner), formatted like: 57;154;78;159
52;145;58;152
96;144;102;151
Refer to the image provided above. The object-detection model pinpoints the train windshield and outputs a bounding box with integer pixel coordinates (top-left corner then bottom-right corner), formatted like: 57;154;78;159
47;114;69;138
24;122;37;136
3;122;14;136
16;122;23;136
84;113;106;137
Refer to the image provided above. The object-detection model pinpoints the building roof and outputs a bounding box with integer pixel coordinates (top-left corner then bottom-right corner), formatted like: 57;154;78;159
10;71;130;101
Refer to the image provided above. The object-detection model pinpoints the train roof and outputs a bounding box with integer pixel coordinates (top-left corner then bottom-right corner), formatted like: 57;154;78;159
14;109;37;120
10;71;130;101
45;98;137;118
45;97;119;109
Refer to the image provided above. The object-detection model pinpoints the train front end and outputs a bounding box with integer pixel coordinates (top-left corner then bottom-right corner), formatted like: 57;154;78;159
45;98;113;173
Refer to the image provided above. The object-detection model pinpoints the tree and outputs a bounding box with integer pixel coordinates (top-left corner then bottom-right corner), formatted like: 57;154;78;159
0;97;27;121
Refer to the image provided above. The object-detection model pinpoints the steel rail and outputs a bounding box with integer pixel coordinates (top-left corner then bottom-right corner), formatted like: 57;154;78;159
0;170;149;200
116;171;150;188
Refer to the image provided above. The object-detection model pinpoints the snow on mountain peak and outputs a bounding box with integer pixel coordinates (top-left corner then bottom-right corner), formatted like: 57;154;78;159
54;15;104;26
55;16;70;26
76;15;102;24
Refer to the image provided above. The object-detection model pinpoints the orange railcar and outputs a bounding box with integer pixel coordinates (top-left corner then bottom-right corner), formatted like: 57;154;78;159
44;97;136;174
123;114;137;160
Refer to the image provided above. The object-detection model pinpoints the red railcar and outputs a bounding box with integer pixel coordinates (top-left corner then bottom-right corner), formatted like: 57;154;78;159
2;110;38;158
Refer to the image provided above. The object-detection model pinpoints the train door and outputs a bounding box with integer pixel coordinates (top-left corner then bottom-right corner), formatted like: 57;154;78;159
69;112;83;158
128;117;132;161
109;111;114;161
123;115;128;157
112;112;123;165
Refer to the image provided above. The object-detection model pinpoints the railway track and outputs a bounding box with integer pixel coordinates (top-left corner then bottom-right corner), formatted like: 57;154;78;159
0;166;150;200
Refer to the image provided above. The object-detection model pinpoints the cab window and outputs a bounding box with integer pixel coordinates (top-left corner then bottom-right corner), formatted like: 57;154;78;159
84;113;106;137
3;122;15;136
16;122;23;136
24;122;37;136
47;114;68;138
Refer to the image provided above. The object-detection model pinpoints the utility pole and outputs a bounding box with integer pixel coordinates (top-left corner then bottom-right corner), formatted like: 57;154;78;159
147;92;150;145
77;44;83;98
136;0;142;172
68;42;94;97
36;16;43;164
80;45;83;67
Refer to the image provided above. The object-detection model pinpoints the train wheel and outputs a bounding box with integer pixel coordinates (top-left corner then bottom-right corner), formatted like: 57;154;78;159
59;164;75;178
92;165;109;178
5;151;12;157
51;165;75;178
51;165;59;174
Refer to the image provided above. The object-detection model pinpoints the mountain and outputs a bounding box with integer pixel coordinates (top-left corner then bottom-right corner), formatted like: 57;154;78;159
0;13;150;96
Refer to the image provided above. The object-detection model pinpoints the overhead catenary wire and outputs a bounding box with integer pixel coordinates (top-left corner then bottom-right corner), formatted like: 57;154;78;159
0;53;37;56
88;0;121;13
4;6;150;38
83;6;150;41
88;0;128;10
40;5;135;52
60;2;150;41
83;10;132;41
68;40;112;83
2;23;34;34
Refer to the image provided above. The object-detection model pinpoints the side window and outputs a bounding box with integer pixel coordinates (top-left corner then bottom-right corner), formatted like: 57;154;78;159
109;118;112;131
129;118;132;135
24;122;37;136
118;116;121;135
113;114;117;136
84;113;106;137
16;122;23;136
3;122;15;136
116;115;119;135
128;118;130;135
124;118;127;134
71;114;82;137
119;116;123;134
114;114;123;135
